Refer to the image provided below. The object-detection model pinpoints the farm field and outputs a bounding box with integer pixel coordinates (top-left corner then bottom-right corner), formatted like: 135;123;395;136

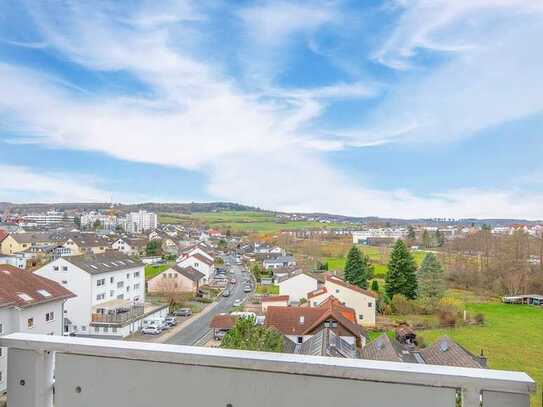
159;211;351;233
421;303;543;407
325;245;427;278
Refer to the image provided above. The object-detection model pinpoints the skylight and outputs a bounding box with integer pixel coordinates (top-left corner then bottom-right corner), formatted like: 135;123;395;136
102;263;110;267
17;293;33;301
37;289;51;297
90;265;98;270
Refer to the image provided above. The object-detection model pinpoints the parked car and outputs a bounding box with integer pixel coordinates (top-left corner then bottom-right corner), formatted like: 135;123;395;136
174;308;192;317
233;299;243;307
243;285;251;293
214;330;228;340
165;316;177;326
222;289;231;297
142;326;161;335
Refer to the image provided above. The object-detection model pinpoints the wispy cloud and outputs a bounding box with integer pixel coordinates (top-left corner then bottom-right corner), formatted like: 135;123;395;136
0;1;542;219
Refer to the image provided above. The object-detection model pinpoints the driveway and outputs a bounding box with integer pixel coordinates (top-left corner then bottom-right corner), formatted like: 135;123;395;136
166;262;252;346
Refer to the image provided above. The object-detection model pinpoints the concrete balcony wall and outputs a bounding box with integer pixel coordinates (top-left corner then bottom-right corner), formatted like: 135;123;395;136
0;333;536;407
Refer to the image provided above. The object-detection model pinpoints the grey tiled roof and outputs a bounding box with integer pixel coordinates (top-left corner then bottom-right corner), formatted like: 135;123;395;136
419;336;485;368
63;252;143;275
360;334;402;362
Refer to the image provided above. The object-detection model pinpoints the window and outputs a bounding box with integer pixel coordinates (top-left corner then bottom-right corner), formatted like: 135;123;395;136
62;280;68;284
97;279;105;287
134;284;140;290
368;302;373;308
53;266;59;271
134;272;140;278
117;281;124;288
103;327;109;333
110;290;114;297
126;273;130;279
126;286;130;292
0;347;3;357
27;318;34;328
117;294;124;300
81;326;87;331
96;293;105;301
0;322;3;334
297;336;303;344
335;289;340;294
94;327;100;333
110;277;114;283
162;274;167;279
0;370;3;383
359;314;364;320
45;312;54;322
112;327;118;333
62;266;68;271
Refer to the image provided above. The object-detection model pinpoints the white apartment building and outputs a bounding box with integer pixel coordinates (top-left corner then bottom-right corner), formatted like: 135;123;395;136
35;252;167;338
21;211;74;226
0;264;75;393
352;228;407;244
124;210;158;233
80;211;119;230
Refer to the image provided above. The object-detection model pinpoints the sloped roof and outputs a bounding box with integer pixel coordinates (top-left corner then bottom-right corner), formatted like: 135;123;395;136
0;229;8;243
419;336;486;368
169;265;205;282
63;252;143;275
307;286;327;299
360;334;402;362
65;233;109;248
8;232;56;244
266;297;366;338
189;253;214;266
209;314;235;330
0;264;75;308
325;275;377;298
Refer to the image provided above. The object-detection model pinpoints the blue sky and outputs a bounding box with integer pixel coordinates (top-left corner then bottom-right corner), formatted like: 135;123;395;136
0;0;542;219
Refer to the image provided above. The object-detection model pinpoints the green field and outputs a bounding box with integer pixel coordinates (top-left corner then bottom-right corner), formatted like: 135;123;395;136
144;264;170;280
325;245;427;278
421;303;543;406
159;211;351;233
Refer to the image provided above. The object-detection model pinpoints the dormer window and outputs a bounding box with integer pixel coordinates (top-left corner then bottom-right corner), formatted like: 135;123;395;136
299;316;305;325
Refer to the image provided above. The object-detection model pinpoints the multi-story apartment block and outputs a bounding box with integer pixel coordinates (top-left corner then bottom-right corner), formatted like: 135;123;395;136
123;210;158;233
34;252;167;338
0;264;75;394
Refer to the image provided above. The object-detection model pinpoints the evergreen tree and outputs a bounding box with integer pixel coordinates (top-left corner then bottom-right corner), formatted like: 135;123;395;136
344;246;373;289
344;245;362;284
407;225;416;242
371;279;379;292
385;240;418;299
417;253;446;301
435;230;445;247
422;229;432;248
146;240;160;256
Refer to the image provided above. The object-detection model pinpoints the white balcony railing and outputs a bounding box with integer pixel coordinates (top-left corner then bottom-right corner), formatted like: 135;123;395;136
0;333;536;407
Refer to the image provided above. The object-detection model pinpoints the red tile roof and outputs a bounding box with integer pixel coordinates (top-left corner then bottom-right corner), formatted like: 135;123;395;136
209;314;236;330
0;264;75;308
261;295;290;302
0;229;8;243
325;275;377;298
307;286;327;299
266;297;366;338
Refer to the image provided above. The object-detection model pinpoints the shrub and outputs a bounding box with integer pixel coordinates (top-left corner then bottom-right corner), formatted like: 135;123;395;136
391;294;415;315
474;313;485;325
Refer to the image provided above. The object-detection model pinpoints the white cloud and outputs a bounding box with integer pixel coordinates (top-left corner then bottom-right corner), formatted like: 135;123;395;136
0;165;111;202
0;0;542;219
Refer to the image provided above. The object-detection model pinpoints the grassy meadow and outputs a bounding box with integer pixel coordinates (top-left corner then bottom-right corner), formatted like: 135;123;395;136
159;211;351;233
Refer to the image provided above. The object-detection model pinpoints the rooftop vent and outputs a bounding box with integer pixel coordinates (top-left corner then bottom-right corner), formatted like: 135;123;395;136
439;341;449;352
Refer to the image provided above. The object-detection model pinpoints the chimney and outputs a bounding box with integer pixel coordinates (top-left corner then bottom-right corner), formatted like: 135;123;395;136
476;349;488;368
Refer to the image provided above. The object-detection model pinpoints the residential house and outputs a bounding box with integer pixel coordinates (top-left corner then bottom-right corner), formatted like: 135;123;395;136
147;265;204;294
361;333;487;368
271;266;302;283
261;295;289;312
177;243;214;263
0;232;55;255
34;252;168;338
278;273;318;303
61;233;109;255
254;244;284;255
0;254;27;269
0;264;75;393
266;297;367;350
177;253;214;284
112;237;148;256
263;256;296;269
307;275;377;327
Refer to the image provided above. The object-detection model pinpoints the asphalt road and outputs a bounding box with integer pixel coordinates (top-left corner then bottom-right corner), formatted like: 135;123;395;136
166;258;251;346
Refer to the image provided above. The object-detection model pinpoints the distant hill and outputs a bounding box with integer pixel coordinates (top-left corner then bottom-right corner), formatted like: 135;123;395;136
0;202;540;226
